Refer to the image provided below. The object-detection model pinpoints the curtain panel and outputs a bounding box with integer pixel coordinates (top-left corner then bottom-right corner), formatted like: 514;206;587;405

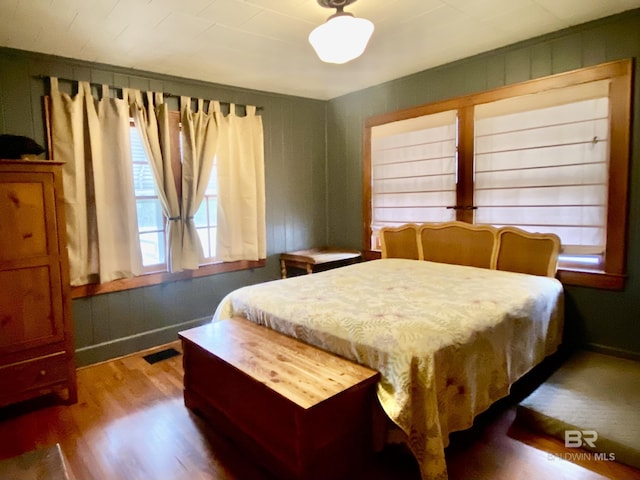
50;77;266;286
130;91;183;272
50;77;142;286
180;97;219;269
216;104;266;261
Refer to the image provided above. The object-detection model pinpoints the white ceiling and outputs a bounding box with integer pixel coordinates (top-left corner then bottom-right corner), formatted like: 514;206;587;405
1;0;639;100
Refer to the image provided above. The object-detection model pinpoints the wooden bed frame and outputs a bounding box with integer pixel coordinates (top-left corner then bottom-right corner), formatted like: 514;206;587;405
380;221;561;277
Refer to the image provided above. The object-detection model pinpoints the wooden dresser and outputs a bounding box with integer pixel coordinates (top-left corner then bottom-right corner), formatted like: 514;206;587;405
0;160;77;407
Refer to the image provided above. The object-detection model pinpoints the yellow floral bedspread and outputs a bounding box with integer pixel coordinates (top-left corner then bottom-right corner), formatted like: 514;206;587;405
213;259;564;480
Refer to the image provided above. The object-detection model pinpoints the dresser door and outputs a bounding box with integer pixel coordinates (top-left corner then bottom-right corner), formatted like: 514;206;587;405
0;172;65;353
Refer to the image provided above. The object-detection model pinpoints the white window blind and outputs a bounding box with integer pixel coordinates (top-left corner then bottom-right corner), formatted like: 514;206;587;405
370;110;457;248
474;80;610;257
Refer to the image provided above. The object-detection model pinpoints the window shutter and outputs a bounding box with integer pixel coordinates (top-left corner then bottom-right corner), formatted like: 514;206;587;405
370;110;457;247
473;81;610;256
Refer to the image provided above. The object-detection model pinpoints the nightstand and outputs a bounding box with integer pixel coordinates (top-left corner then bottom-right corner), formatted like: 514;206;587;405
279;247;361;278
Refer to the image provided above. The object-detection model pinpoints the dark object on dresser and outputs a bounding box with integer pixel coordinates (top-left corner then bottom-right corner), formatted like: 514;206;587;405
0;134;45;159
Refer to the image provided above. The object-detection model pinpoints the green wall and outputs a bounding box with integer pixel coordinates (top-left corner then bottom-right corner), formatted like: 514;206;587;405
2;9;639;365
0;47;328;366
327;10;640;356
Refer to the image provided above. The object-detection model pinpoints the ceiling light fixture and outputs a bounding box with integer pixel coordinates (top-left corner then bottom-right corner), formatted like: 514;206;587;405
309;0;374;65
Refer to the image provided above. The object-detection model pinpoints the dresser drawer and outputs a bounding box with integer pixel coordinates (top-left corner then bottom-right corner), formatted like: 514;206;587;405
0;352;68;394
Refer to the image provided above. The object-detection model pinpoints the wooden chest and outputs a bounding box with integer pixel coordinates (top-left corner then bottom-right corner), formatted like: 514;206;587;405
179;317;380;480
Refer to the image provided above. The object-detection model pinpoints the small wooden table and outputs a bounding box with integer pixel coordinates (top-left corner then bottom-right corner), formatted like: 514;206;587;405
179;318;379;480
279;247;361;278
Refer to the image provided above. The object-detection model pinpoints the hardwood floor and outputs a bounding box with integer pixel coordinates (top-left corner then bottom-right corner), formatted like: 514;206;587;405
0;342;638;480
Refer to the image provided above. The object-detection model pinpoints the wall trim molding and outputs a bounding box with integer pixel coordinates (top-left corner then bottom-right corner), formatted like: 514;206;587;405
75;317;211;367
585;343;640;361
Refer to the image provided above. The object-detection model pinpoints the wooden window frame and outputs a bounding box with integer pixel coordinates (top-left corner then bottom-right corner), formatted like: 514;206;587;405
363;59;633;290
45;99;264;299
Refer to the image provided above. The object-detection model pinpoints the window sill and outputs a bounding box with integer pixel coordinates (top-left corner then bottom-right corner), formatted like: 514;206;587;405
70;259;266;299
556;268;626;291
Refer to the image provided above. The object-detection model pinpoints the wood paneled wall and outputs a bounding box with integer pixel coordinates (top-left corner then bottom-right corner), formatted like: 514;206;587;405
2;10;640;363
326;9;640;356
0;47;328;366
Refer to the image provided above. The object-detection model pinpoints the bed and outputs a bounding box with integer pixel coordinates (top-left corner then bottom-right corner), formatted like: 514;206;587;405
212;224;565;480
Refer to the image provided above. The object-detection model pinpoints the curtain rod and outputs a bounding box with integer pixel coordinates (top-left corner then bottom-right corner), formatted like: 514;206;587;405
36;75;263;111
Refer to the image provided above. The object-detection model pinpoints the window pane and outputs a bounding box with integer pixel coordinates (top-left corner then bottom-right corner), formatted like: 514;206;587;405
193;160;218;262
136;199;164;232
130;124;167;270
139;231;165;266
130;128;158;197
132;162;157;197
209;226;216;258
194;202;208;228
208;197;217;225
206;169;218;195
197;227;210;258
194;197;217;261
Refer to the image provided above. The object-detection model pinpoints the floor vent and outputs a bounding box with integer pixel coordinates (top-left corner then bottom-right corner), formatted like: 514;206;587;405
143;348;181;365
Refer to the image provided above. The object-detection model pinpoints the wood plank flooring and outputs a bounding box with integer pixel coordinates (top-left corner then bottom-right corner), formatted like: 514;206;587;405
0;342;638;480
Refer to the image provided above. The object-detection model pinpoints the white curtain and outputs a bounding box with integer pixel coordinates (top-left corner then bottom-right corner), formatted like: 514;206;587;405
130;91;183;272
216;104;266;261
180;97;219;269
50;77;142;285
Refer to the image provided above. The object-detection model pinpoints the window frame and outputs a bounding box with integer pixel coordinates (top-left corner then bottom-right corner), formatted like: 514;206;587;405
45;100;264;299
363;59;633;290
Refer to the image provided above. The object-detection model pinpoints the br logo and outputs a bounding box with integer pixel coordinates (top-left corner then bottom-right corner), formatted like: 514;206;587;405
565;430;598;448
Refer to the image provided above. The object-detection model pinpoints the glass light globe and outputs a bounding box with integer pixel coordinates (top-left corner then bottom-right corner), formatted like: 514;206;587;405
309;13;374;64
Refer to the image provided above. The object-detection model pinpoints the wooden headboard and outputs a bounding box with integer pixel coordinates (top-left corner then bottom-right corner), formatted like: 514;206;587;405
380;221;561;277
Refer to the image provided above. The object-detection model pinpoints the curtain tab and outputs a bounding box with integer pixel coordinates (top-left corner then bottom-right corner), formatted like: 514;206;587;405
247;105;256;116
122;87;132;104
78;81;91;96
132;90;144;106
50;76;59;94
180;96;191;114
209;100;221;114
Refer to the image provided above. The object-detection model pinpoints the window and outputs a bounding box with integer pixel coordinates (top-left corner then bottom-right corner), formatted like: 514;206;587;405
473;81;610;269
364;60;632;290
194;164;218;259
129;117;219;270
370;110;457;249
130;124;166;269
44;88;266;298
